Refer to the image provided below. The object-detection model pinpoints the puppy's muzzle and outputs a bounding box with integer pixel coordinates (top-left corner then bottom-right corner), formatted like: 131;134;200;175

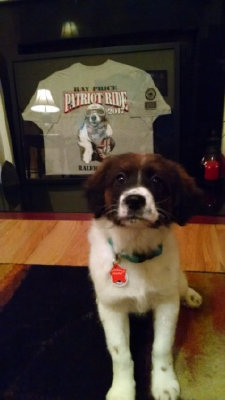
91;115;97;122
118;187;159;225
124;194;146;211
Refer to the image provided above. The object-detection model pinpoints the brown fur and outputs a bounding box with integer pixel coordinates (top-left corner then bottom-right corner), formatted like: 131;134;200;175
85;153;203;226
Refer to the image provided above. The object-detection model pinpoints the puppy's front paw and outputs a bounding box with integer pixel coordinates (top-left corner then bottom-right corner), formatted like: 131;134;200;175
106;379;135;400
182;287;202;308
151;368;180;400
83;151;92;164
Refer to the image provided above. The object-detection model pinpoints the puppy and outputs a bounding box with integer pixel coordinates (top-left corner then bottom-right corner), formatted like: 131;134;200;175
78;103;114;164
85;153;202;400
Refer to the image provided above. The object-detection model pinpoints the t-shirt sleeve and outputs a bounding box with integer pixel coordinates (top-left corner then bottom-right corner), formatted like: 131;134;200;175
129;70;171;121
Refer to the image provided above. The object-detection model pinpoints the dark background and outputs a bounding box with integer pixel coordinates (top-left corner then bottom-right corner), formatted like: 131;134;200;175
0;0;225;183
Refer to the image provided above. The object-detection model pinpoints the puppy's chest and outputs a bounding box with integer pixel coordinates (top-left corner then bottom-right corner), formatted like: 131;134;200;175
90;246;171;313
88;222;177;311
112;255;165;287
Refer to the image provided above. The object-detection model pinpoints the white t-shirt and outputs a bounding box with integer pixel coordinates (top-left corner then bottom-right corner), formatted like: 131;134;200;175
22;60;171;175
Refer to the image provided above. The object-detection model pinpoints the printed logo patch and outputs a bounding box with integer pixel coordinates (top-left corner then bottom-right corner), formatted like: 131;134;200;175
145;88;156;101
145;101;157;109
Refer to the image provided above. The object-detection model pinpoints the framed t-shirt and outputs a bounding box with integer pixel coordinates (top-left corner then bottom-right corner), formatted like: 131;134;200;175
9;43;179;180
22;60;171;175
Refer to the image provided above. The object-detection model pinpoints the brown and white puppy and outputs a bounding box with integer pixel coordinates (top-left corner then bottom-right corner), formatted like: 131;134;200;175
85;153;202;400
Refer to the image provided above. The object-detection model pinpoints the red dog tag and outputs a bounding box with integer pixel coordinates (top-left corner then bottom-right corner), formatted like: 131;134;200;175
110;263;128;287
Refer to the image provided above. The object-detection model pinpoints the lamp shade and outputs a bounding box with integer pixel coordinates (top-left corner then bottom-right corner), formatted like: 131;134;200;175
31;89;60;113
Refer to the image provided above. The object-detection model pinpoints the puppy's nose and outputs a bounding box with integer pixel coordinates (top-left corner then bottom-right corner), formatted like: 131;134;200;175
91;115;97;121
125;194;146;210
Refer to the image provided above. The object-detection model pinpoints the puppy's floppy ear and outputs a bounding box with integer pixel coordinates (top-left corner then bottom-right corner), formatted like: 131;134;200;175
84;158;111;218
171;163;203;226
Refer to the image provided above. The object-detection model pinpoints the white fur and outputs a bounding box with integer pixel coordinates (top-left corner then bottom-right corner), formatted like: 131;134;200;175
88;200;202;400
118;186;159;225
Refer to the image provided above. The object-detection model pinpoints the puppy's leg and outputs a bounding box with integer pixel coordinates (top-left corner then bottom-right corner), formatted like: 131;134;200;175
179;270;202;308
78;127;93;164
151;299;180;400
97;302;135;400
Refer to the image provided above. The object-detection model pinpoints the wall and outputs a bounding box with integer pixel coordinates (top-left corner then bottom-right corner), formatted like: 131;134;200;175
222;95;225;156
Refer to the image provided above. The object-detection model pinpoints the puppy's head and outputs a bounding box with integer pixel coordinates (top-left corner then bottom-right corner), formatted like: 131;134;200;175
85;103;106;126
85;153;202;227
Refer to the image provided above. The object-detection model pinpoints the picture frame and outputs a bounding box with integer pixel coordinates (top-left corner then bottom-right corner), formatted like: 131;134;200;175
8;42;180;183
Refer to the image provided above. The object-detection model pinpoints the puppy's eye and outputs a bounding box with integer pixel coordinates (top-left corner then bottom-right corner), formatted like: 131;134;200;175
150;175;165;191
116;173;126;184
151;175;161;185
150;175;169;197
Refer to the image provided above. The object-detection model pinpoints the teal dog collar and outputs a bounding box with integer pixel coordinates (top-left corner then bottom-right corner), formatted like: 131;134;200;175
108;238;163;264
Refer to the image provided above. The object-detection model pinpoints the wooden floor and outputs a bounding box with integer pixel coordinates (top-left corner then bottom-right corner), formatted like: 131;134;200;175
0;218;224;272
175;223;225;272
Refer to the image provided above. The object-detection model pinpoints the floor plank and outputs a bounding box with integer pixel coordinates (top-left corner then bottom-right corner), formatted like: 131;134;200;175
0;219;224;272
0;219;90;267
174;224;225;272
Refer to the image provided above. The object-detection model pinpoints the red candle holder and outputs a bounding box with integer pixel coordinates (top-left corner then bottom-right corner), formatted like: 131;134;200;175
204;160;220;180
